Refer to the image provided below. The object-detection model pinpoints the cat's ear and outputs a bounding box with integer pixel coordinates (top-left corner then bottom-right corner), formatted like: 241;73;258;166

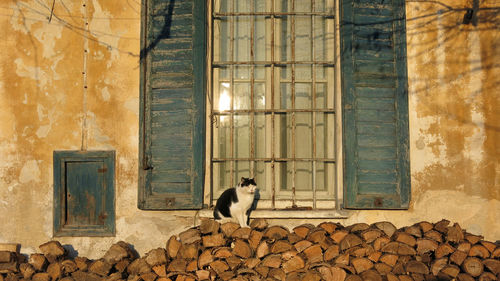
240;177;245;183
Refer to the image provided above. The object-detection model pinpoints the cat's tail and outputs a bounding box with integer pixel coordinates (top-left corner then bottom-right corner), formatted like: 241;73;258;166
213;209;221;220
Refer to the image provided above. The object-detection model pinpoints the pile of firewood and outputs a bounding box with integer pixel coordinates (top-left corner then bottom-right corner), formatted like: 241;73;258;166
0;219;498;281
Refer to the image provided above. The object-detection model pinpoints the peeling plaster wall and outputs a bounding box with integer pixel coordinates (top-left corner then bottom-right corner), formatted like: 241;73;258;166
0;0;498;258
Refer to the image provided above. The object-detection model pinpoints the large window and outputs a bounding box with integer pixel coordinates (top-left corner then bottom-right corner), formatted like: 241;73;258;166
139;0;410;210
210;0;339;209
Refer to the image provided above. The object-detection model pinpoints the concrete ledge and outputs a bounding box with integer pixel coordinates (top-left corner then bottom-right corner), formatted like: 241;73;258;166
197;209;350;219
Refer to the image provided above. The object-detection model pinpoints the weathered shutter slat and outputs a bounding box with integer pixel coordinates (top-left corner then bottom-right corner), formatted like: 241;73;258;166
341;0;410;209
139;0;205;210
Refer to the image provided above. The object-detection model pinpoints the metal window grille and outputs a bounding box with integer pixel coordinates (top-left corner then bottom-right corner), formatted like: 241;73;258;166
209;0;340;209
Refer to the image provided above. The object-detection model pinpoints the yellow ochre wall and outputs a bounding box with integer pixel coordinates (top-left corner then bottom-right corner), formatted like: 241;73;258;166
0;1;498;258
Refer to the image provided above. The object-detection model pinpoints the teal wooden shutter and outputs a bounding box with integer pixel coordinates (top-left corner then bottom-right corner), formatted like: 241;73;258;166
341;0;410;209
139;0;205;209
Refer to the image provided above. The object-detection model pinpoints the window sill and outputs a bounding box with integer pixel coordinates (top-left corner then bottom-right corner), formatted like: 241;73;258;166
197;208;350;219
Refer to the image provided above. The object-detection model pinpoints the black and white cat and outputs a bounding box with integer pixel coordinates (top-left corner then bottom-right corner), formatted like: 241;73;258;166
213;177;257;228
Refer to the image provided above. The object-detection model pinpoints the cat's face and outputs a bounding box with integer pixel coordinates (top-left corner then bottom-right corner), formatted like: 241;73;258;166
238;177;257;194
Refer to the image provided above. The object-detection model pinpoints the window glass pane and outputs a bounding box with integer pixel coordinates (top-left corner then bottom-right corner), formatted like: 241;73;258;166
234;82;251;110
279;17;291;61
296;16;312;61
296;161;313;191
255;0;267;12
275;113;291;158
315;83;326;109
280;82;291;109
296;65;311;81
218;0;230;13
214;115;231;158
235;16;251;62
234;114;250;158
254;161;266;193
315;112;327;159
296;113;313;158
235;0;250;12
214;18;230;62
254;113;266;158
234;161;251;182
295;83;312;109
315;0;326;12
314;16;327;61
254;82;266;110
295;0;311;12
215;82;231;111
235;65;250;80
214;162;231;195
254;16;266;62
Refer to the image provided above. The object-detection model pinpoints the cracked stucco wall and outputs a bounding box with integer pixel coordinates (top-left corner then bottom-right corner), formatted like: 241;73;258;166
0;0;498;258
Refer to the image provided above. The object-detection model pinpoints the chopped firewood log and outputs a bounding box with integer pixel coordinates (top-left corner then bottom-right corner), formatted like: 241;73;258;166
269;268;286;281
226;255;242;270
374;221;397;238
202;233;226;248
351;257;373;274
318;222;340;234
492;247;500;258
367;251;382;263
406;260;429;275
381;242;416;256
431;258;449;276
478;272;497;281
386;272;399;281
264;226;289;240
446;223;464;243
361;229;383;243
293;224;314;238
458;241;472;252
416;238;438;255
424;230;443;243
469;244;490;258
208;260;229;275
324;245;340;261
282;255;305;273
250;218;268;230
166;236;181;259
380;254;399;267
287;233;303;244
480;241;497;254
450;250;468;266
167;259;187;272
179;243;198;260
331;230;349;244
345;274;363;281
440;264;461;278
395;232;417;247
435;243;455;258
418;221;434;233
220;222;240;237
270;240;292;254
348;223;370;233
374;262;392;275
248;230;263;250
465;233;484;244
179;229;201;245
303;244;324;264
281;250;298;261
360;269;382;281
373;237;391;251
335;253;350;266
232;227;251;239
340;234;363;251
457;273;476;281
483;259;500;275
233;239;252;259
261;254;282;268
256;241;270;258
405;225;423;238
462;257;484;277
213;247;232;259
434;219;451;234
200;219;220;234
198;249;214;268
